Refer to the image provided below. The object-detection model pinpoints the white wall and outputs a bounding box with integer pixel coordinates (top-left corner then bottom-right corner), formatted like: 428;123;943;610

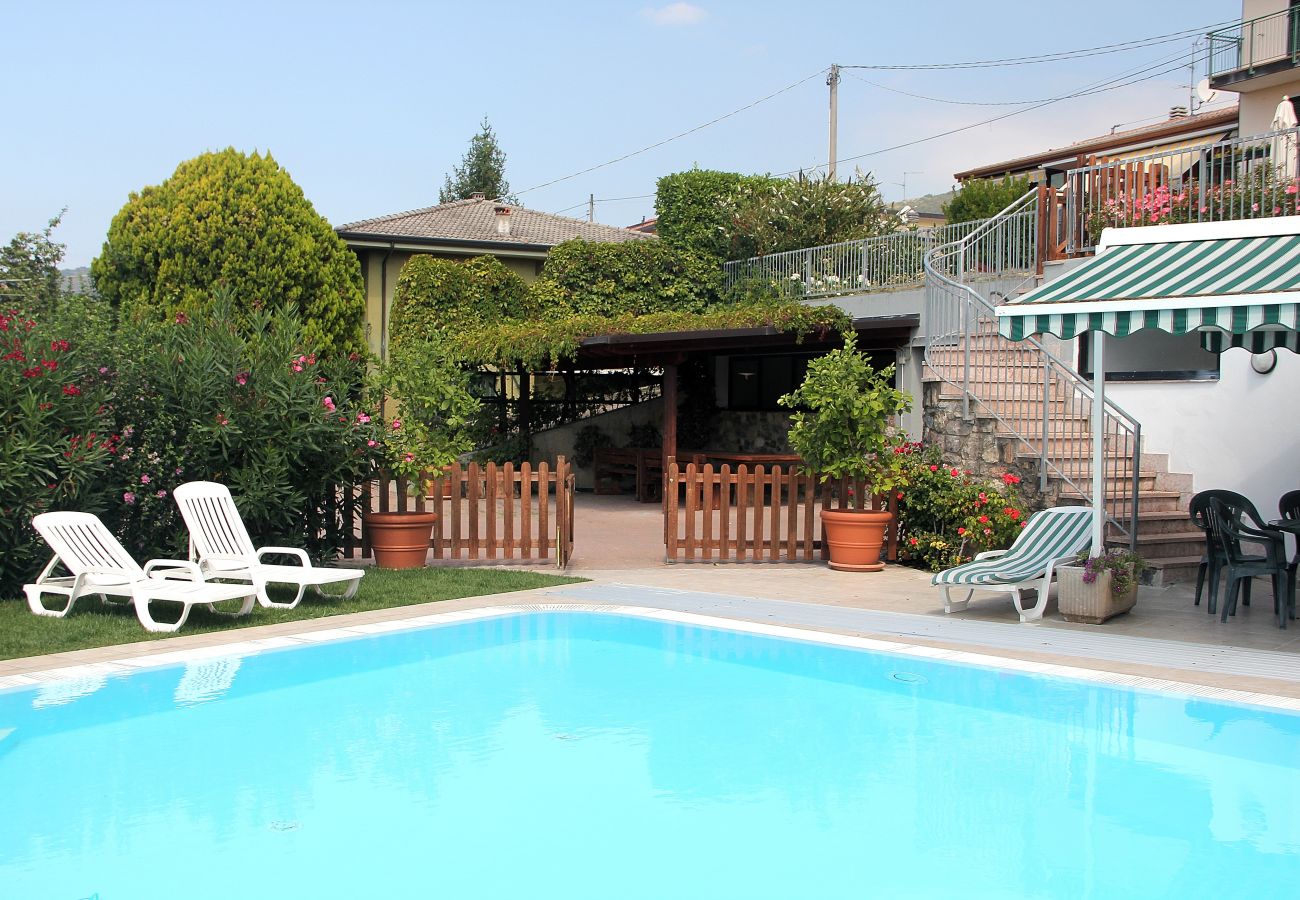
1107;349;1300;513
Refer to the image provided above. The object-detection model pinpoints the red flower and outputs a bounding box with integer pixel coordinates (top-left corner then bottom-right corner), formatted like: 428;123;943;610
41;359;57;371
1001;473;1021;485
957;527;966;535
49;339;70;352
21;366;42;378
174;311;189;324
1005;508;1020;519
1;350;24;361
978;515;989;524
929;465;938;472
950;468;959;477
62;384;81;396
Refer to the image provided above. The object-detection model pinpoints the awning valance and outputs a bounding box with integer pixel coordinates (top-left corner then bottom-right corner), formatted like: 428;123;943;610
996;219;1300;351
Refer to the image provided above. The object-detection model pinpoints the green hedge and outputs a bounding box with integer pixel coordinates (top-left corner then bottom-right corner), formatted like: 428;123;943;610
389;254;528;349
656;169;777;261
533;239;718;318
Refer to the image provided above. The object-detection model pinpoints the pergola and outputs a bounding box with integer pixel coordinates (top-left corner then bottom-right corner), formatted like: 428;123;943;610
995;217;1300;553
573;315;919;465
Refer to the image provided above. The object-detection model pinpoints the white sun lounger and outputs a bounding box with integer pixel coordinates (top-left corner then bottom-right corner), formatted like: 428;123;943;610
172;481;363;610
932;506;1093;623
25;512;257;633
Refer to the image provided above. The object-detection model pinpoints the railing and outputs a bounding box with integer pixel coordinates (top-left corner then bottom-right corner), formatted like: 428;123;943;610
1061;126;1300;254
924;191;1142;548
721;220;988;299
342;458;576;567
1208;8;1300;78
663;462;899;562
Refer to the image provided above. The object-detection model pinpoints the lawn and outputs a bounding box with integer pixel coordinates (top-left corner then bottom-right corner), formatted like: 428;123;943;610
1;566;586;661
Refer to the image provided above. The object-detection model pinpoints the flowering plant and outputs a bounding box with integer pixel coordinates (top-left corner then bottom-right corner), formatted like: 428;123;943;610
894;445;1030;572
1074;548;1147;596
1086;171;1300;242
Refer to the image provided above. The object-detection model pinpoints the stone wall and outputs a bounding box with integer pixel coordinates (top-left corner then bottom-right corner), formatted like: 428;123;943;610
707;410;792;453
921;383;1058;511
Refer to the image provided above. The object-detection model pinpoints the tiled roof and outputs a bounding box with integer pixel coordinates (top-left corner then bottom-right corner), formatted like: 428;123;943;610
337;196;654;247
955;105;1239;180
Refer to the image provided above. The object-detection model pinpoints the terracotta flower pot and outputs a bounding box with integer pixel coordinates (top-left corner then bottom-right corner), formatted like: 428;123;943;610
821;508;893;572
365;510;437;569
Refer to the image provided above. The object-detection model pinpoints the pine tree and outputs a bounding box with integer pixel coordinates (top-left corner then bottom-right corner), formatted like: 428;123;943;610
440;118;517;204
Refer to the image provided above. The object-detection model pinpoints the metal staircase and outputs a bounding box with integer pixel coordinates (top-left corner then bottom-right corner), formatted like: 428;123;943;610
922;191;1144;550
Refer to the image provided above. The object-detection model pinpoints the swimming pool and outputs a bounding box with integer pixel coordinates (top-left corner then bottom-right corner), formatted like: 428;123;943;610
2;608;1298;899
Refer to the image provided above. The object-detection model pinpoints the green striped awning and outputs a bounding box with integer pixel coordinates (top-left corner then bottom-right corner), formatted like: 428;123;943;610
996;231;1300;352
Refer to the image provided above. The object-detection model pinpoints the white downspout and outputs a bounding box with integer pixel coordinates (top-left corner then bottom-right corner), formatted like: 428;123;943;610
1091;332;1107;556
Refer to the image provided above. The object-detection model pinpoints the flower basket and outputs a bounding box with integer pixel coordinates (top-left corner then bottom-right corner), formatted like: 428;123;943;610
1057;565;1138;624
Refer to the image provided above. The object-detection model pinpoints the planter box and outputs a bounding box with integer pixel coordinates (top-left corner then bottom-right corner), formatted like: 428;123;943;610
1057;565;1137;624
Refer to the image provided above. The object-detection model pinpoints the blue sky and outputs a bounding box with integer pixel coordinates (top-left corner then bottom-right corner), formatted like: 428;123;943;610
5;0;1234;266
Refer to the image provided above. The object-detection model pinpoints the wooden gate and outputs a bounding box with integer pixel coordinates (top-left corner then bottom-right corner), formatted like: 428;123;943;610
663;462;898;563
347;457;576;567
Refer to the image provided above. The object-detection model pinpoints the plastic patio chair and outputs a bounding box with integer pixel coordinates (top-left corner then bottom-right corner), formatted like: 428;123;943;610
1204;497;1292;628
25;511;257;633
172;481;364;610
933;506;1093;623
1279;489;1300;615
1188;489;1270;615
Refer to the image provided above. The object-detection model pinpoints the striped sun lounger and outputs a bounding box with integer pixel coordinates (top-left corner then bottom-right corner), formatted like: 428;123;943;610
932;506;1094;623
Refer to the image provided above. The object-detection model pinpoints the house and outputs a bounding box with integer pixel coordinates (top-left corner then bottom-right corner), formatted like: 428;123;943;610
336;193;652;359
954;105;1241;188
1207;1;1300;135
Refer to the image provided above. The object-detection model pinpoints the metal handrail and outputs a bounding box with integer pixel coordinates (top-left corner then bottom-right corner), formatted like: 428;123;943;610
1208;8;1300;78
1062;125;1300;254
923;190;1141;548
721;219;989;299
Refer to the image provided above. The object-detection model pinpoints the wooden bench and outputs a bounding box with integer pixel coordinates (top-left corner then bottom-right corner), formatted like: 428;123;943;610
593;447;666;502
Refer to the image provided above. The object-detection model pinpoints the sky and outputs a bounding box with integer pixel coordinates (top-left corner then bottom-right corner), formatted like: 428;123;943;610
4;0;1237;267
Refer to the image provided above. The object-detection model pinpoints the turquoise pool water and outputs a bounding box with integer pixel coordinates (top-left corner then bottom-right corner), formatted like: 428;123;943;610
1;611;1298;899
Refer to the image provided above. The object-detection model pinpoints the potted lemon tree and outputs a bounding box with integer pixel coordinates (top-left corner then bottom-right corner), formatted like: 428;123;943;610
779;333;913;572
365;341;479;568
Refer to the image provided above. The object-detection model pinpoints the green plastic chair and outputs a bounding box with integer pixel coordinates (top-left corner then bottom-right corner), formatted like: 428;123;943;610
1205;497;1292;628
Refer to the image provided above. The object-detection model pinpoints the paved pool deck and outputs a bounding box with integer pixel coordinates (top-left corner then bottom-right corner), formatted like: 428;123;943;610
3;494;1297;700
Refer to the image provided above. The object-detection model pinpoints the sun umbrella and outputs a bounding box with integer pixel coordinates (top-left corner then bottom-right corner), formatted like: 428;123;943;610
1272;96;1298;180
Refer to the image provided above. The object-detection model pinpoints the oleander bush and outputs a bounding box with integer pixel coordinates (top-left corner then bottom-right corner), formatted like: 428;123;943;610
0;304;118;596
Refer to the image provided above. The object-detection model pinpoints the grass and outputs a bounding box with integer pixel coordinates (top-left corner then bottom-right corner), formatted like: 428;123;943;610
0;566;587;661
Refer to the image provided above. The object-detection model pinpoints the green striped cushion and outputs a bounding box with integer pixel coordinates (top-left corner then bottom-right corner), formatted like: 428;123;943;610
932;507;1093;586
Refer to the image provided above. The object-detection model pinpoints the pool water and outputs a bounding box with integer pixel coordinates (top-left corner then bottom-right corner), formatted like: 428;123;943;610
2;611;1298;899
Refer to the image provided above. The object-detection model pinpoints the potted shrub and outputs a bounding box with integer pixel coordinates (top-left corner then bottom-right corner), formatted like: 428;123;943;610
779;333;913;572
1057;548;1147;624
365;341;479;568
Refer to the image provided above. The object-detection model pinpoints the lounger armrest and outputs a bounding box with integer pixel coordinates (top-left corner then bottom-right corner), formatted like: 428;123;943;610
973;549;1009;561
143;559;204;581
256;546;311;567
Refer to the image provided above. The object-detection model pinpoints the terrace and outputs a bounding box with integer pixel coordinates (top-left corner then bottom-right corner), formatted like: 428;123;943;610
1208;6;1300;88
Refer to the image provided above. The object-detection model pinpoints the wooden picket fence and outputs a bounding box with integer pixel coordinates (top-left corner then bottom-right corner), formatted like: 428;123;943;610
342;457;575;566
663;462;899;563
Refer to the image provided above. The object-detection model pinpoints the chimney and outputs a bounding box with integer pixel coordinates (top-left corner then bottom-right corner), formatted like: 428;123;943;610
470;192;486;200
494;205;511;237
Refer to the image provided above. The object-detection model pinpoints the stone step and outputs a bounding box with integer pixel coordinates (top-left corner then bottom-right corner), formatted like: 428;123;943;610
1130;509;1196;535
1100;490;1185;514
1128;530;1206;559
1141;555;1203;587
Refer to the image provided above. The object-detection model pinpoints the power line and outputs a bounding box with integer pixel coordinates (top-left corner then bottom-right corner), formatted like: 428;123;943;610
516;68;828;197
845;43;1196;107
785;49;1208;178
551;193;657;217
838;22;1230;70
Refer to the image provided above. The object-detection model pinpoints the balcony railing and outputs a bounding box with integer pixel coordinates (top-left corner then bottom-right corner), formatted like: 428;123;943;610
1060;126;1300;255
721;220;987;300
1208;8;1300;79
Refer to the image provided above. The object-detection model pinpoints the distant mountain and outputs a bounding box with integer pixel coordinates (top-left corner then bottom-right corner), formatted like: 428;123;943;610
891;189;955;216
60;266;93;295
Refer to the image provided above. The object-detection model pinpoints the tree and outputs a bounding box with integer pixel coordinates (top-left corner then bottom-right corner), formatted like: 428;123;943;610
91;149;365;355
943;174;1033;224
726;171;892;257
0;210;67;313
440;118;516;204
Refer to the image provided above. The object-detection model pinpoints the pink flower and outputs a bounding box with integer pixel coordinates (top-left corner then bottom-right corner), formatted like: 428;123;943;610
1252;203;1260;212
99;366;109;374
404;453;414;463
156;489;167;498
367;439;378;447
322;396;336;412
174;311;188;325
356;412;371;424
235;372;248;386
123;492;136;505
292;363;303;373
1287;184;1298;195
140;474;151;484
391;419;402;431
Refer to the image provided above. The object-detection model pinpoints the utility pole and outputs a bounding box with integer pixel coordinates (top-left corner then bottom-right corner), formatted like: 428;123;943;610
827;64;840;181
588;194;595;222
